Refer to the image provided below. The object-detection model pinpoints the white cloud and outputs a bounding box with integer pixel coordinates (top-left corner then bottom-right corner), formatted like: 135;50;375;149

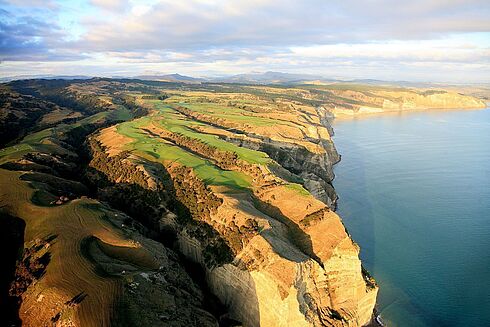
290;41;490;63
89;0;128;11
1;0;490;82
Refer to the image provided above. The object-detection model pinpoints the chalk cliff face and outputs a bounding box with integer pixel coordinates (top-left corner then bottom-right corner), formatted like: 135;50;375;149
161;172;378;327
4;79;487;327
377;90;487;110
155;172;378;327
91;99;378;327
222;136;340;208
326;88;487;116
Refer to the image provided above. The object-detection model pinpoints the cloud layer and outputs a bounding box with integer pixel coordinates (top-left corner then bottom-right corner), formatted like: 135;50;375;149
0;0;489;82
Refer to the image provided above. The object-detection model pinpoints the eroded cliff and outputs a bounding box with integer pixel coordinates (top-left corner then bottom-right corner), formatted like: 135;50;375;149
6;79;456;326
88;90;378;326
325;88;487;116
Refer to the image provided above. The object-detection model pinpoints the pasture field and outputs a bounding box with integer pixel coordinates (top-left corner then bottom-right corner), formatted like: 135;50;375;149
0;106;133;163
0;168;155;326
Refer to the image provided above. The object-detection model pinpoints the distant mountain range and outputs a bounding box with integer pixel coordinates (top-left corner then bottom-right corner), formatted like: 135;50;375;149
0;75;93;83
2;72;488;89
133;73;205;83
211;71;333;84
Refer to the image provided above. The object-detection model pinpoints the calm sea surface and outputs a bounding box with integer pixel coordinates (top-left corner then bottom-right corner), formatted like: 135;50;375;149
332;108;490;327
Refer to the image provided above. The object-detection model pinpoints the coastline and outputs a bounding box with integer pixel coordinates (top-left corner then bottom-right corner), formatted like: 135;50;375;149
331;105;488;121
323;112;383;327
326;104;488;327
327;105;490;327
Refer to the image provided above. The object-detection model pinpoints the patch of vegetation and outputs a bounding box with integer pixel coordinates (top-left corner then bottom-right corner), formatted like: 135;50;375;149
115;117;251;190
151;102;270;165
9;236;55;306
285;183;310;197
362;265;377;290
422;89;447;96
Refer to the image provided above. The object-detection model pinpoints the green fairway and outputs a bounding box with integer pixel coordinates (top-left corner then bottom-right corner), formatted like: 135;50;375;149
149;102;270;165
116;117;251;190
178;102;286;127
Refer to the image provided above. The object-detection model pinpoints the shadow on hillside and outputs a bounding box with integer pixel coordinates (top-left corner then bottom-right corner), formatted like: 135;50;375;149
85;156;261;326
0;211;25;327
250;194;324;267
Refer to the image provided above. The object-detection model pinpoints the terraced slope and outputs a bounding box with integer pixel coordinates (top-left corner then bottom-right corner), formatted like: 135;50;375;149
0;87;218;327
91;95;377;326
2;78;484;327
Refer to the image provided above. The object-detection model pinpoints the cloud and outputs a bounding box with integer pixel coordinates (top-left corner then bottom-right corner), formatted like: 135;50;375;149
0;9;85;61
89;0;128;11
290;42;490;64
0;0;489;82
0;0;58;8
73;0;490;53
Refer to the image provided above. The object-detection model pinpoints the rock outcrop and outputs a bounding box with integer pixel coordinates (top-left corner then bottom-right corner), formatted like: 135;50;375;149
92;119;378;326
3;78;410;327
327;88;487;116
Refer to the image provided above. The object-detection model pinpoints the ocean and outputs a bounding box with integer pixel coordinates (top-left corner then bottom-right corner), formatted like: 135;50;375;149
332;108;490;326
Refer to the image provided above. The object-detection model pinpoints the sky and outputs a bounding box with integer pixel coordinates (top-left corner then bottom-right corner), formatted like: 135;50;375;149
0;0;489;82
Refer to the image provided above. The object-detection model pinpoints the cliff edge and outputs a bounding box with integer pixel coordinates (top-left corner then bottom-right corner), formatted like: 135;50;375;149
89;88;378;326
1;79;382;326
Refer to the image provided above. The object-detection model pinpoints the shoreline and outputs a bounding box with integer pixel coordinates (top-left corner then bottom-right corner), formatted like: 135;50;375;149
324;113;384;327
328;106;489;327
332;105;488;121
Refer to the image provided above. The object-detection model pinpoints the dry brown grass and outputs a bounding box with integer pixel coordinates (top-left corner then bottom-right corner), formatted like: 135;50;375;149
97;125;134;157
0;169;159;326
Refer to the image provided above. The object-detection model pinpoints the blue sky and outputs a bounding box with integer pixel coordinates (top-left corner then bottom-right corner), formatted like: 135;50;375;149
0;0;489;82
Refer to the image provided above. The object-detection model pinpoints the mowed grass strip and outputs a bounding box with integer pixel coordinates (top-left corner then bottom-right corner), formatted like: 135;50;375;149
177;102;290;127
148;101;270;165
115;117;251;190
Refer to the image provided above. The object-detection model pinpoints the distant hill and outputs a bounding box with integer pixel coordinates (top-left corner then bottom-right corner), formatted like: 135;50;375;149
212;71;335;84
0;75;93;83
133;73;204;83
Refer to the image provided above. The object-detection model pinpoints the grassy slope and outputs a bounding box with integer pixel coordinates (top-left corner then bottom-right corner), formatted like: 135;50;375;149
113;98;311;196
0;104;155;326
116;116;252;190
0;106;133;163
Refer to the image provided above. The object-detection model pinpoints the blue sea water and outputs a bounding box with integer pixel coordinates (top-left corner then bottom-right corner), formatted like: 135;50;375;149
331;108;490;327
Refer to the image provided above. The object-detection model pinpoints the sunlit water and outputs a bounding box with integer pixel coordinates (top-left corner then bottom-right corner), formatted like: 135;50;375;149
332;108;490;327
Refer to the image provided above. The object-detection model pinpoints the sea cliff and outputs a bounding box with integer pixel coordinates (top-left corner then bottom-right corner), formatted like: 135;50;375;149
88;89;379;326
6;79;485;326
326;88;487;116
